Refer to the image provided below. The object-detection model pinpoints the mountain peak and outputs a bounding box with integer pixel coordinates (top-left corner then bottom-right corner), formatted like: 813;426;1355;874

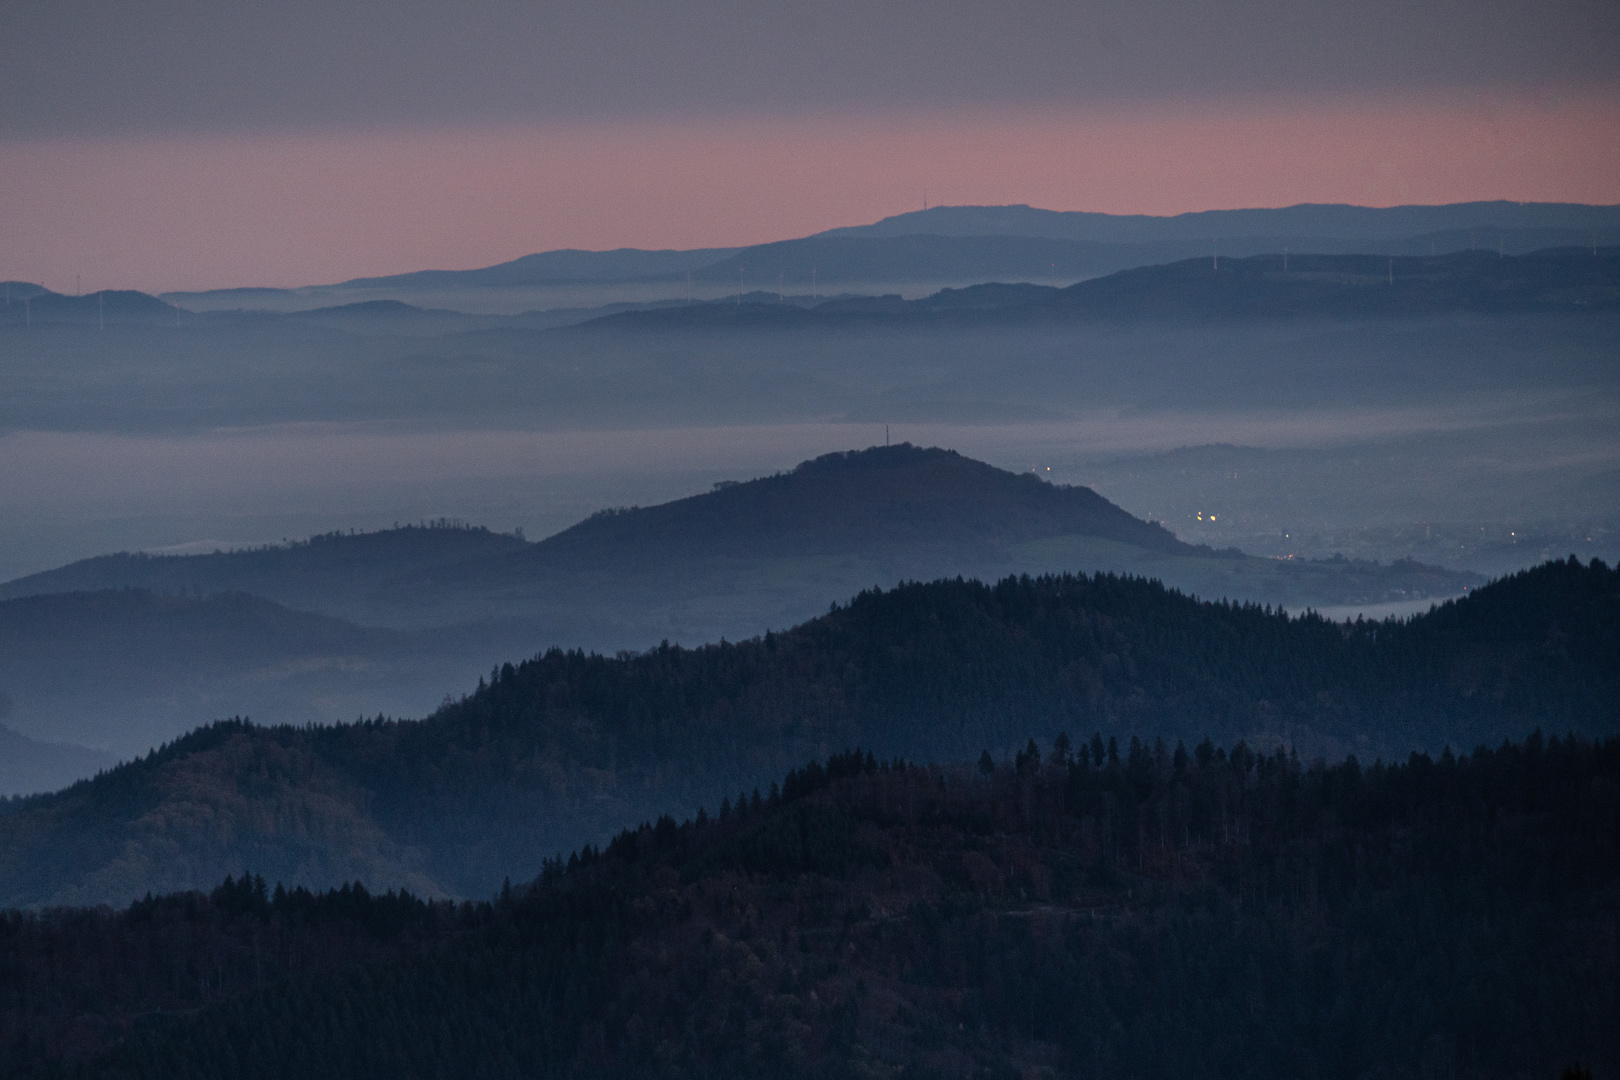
793;442;959;472
541;443;1189;558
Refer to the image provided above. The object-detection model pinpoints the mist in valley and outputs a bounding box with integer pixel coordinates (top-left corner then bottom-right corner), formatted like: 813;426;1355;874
3;309;1615;584
2;290;1615;782
5;2;1620;1071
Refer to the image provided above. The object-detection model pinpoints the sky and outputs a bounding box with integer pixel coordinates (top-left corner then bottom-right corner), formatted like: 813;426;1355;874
3;0;1618;292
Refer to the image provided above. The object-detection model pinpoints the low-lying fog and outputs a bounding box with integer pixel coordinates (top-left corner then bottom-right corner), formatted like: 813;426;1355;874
161;279;1047;316
1;308;1615;790
3;313;1616;585
4;404;1615;587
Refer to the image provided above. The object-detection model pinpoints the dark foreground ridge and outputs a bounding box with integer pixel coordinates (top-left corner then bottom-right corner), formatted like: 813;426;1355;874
0;557;1613;910
3;733;1614;1078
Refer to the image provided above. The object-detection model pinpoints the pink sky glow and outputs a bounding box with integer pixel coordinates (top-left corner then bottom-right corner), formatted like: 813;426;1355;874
4;91;1618;294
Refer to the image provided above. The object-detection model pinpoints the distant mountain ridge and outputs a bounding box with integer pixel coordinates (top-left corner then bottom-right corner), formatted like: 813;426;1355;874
152;201;1620;308
50;247;1620;332
815;200;1620;244
0;288;183;325
690;230;1620;291
691;234;1132;286
590;248;1620;328
333;246;742;290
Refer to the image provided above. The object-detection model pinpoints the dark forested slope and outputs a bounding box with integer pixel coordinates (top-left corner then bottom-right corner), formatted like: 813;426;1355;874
4;734;1615;1079
0;557;1612;909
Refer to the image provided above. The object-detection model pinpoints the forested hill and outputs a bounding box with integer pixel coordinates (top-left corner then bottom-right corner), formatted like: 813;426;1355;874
0;450;1478;646
3;734;1615;1079
533;445;1190;559
0;449;1191;612
0;557;1612;909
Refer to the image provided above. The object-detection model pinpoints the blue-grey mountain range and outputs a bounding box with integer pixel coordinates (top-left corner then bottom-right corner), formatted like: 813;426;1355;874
157;201;1620;307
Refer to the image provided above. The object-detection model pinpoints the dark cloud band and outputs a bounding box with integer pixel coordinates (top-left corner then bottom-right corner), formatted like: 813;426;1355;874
3;0;1617;138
